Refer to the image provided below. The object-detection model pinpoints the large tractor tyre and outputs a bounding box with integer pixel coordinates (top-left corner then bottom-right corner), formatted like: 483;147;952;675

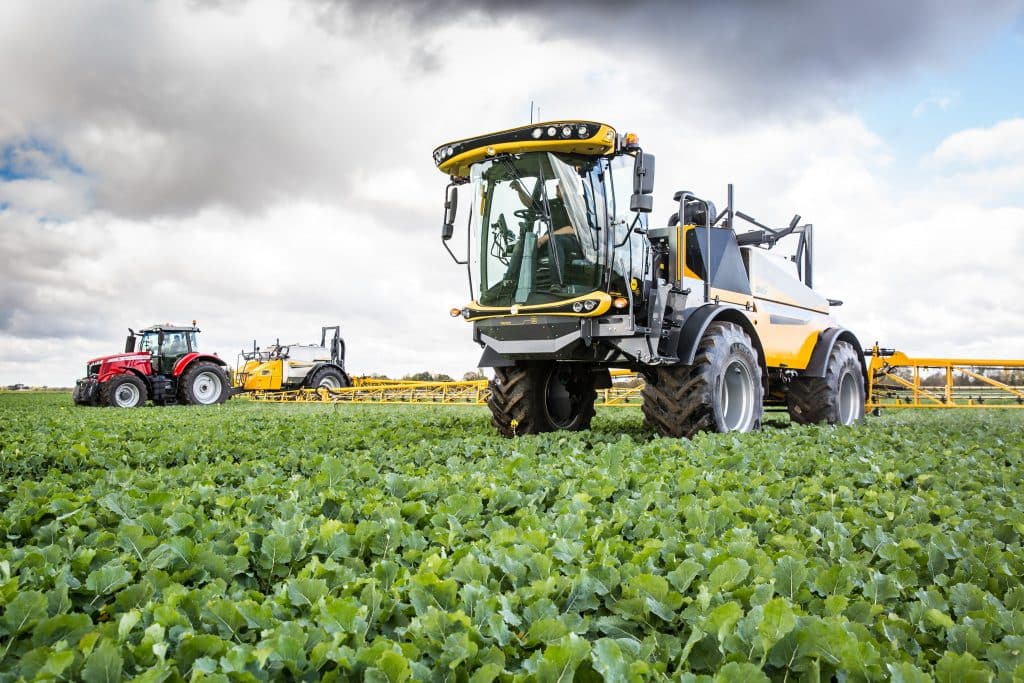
178;362;230;406
641;321;763;438
306;366;350;390
488;362;596;437
100;374;147;408
787;340;865;426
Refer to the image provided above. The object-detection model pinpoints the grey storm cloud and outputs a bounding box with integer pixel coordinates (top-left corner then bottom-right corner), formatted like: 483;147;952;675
327;0;1024;103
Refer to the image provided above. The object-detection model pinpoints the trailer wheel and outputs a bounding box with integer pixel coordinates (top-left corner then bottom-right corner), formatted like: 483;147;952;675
307;366;350;390
101;374;147;408
787;340;864;425
488;362;596;437
642;321;763;437
178;362;230;405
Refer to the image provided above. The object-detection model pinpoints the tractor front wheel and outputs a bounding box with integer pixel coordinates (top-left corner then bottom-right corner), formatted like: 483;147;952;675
488;362;596;437
787;340;865;425
178;362;230;405
642;321;763;437
101;374;147;408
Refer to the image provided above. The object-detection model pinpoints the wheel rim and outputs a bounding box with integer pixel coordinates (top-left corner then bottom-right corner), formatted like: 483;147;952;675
544;366;577;428
318;375;342;389
114;383;140;407
720;360;755;431
837;371;860;425
192;371;223;404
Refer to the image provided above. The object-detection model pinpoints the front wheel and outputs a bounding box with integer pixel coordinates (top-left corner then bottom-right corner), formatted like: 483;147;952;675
178;362;230;405
787;340;865;425
488;362;596;437
101;374;147;408
642;321;764;437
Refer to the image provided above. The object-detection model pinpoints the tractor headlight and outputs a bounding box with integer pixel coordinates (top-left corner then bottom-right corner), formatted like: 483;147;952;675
577;124;589;138
532;128;543;139
561;125;572;138
572;301;584;313
547;126;557;137
583;300;597;311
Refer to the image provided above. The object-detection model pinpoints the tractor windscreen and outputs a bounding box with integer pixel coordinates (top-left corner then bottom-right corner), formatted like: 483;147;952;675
472;152;605;306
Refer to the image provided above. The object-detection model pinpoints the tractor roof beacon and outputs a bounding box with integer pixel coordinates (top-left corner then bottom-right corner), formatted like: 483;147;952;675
434;120;867;437
73;322;232;408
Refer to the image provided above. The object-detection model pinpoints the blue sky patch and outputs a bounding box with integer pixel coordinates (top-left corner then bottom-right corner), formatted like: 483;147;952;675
0;138;84;182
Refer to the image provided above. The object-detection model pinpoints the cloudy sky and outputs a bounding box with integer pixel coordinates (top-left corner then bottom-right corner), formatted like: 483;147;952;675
2;0;1023;386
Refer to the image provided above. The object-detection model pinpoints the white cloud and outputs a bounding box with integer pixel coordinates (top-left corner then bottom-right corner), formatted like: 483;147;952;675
931;118;1024;166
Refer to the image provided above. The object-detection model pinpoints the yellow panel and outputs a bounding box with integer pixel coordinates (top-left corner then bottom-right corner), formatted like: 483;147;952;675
750;310;825;370
242;360;283;391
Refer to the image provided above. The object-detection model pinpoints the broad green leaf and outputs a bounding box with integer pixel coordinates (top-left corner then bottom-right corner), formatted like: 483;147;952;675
772;556;807;600
2;590;48;634
287;578;329;609
668;560;703;593
707;601;743;646
708;558;750;594
85;563;132;597
534;633;591;683
81;638;124;683
934;651;993;683
757;598;797;652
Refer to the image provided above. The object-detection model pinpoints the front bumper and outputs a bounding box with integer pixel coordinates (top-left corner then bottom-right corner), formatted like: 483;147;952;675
73;378;100;405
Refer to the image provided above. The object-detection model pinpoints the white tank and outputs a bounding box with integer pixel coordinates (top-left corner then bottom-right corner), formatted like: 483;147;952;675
277;344;334;385
743;246;829;313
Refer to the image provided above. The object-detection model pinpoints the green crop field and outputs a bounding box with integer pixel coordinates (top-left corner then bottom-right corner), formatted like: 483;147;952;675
1;392;1022;682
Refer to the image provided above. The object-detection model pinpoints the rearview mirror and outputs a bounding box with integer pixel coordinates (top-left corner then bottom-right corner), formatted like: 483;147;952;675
442;183;458;240
630;152;655;213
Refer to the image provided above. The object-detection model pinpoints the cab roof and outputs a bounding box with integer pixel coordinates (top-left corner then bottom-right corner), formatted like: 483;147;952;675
433;120;618;178
139;324;200;334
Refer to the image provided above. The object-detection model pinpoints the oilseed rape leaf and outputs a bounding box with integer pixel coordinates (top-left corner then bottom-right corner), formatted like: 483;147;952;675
81;638;124;683
708;558;750;594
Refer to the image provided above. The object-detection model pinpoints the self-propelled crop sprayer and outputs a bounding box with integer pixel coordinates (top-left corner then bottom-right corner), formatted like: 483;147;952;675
433;120;867;437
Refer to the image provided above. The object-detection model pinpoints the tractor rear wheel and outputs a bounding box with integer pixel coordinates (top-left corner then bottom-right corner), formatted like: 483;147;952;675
787;340;864;425
488;362;596;437
307;366;350;390
178;362;230;405
101;374;147;408
642;321;763;437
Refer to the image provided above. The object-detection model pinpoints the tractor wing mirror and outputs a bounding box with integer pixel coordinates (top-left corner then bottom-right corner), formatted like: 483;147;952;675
630;152;655;213
125;334;135;353
442;183;458;240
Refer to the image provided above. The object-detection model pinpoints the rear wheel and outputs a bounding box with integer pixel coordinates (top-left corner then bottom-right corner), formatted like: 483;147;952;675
101;374;147;408
178;362;230;405
787;340;865;425
488;362;596;437
306;366;350;389
642;321;763;437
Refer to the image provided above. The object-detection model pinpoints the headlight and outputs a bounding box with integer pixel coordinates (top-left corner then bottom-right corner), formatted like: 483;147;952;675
583;300;597;311
572;301;584;313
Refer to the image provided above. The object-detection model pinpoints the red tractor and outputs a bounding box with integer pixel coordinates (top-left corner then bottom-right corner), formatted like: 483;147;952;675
73;323;232;407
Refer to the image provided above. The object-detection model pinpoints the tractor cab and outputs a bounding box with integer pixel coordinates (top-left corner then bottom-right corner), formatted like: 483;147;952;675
128;324;200;375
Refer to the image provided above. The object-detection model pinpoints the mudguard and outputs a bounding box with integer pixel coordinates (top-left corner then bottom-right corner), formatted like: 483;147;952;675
676;304;766;374
172;353;227;377
803;328;867;382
